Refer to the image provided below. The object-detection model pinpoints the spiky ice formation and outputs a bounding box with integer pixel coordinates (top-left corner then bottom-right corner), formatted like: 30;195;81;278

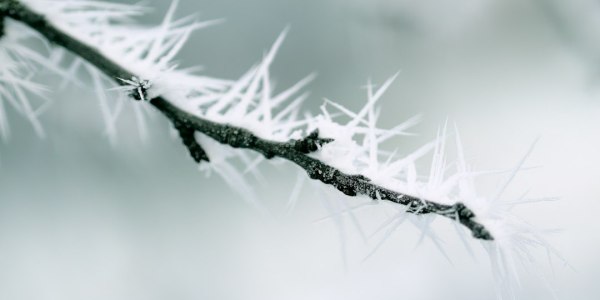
0;1;563;298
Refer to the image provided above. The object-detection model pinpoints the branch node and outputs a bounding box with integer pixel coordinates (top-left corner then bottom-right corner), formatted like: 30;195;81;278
117;76;153;101
175;122;209;164
291;129;334;153
452;202;494;240
471;223;493;240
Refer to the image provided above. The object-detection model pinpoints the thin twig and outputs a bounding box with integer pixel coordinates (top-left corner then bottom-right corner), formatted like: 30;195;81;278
0;0;493;240
174;120;210;164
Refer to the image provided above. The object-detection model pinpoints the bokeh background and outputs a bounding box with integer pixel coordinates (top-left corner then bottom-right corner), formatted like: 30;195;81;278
1;0;599;299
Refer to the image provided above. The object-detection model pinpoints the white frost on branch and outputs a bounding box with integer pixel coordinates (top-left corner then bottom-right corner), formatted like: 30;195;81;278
17;0;230;142
2;0;564;298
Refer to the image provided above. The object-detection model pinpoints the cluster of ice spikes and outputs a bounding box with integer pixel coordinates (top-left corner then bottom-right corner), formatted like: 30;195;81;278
0;0;563;298
0;15;54;139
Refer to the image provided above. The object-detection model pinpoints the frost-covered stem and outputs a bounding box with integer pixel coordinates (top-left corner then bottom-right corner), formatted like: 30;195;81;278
0;0;493;240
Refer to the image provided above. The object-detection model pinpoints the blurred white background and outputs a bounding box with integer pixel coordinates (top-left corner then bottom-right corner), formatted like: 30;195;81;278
1;0;600;299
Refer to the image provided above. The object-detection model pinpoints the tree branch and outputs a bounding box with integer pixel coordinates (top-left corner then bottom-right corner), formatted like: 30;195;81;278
174;120;210;164
0;0;494;240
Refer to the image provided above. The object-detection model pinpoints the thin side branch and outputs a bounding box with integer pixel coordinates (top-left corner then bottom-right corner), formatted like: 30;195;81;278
0;0;493;240
174;120;210;164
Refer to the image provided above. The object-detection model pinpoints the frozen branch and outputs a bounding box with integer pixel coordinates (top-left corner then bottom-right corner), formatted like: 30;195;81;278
174;120;210;164
0;0;493;240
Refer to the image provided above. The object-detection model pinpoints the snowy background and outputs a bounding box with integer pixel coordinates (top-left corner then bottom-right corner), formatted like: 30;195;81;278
1;0;599;299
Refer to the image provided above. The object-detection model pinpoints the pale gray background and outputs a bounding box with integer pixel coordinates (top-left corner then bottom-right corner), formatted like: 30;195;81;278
1;0;599;299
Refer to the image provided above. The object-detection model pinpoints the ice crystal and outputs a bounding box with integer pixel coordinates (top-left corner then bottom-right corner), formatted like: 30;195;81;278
115;77;153;101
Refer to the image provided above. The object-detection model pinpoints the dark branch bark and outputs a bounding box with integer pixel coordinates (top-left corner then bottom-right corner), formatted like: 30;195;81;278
174;121;210;164
0;0;494;240
0;11;5;38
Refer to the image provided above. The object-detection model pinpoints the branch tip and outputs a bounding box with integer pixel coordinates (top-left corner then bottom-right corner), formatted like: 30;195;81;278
118;76;153;101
